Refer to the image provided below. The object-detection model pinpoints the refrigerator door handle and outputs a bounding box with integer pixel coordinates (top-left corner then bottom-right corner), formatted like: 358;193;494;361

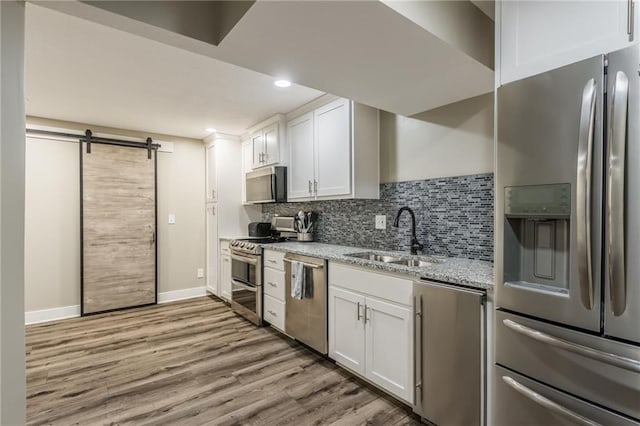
503;319;640;373
576;78;597;310
607;71;629;316
501;376;601;426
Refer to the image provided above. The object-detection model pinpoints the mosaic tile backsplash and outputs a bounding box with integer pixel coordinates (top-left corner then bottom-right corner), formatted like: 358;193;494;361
262;173;494;262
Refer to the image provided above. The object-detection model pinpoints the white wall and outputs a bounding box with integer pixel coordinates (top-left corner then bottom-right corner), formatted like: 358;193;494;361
1;1;27;423
379;93;494;183
24;117;206;315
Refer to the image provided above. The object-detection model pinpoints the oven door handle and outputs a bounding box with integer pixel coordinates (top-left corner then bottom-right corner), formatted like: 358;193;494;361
231;253;259;266
231;279;258;293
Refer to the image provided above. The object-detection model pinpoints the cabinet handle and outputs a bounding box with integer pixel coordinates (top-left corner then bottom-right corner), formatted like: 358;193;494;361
314;180;318;194
212;206;216;216
364;306;370;323
628;0;635;41
308;180;312;195
414;295;424;404
211;189;216;199
268;310;277;316
268;282;277;287
268;259;277;264
357;302;362;321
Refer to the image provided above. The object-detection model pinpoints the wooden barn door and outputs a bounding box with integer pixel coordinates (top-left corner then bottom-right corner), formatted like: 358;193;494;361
81;142;157;314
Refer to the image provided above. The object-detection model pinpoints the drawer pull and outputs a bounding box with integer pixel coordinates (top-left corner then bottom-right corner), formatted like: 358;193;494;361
268;282;277;287
502;376;599;426
503;319;640;373
268;310;277;316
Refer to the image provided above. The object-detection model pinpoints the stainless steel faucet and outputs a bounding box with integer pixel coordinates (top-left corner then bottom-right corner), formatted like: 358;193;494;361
393;207;424;255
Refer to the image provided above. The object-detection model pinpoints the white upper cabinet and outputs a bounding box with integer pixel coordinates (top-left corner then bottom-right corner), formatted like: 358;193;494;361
206;143;217;202
500;1;639;85
287;96;380;202
250;115;286;169
314;98;351;198
287;112;315;199
251;132;263;169
262;123;279;165
241;140;253;204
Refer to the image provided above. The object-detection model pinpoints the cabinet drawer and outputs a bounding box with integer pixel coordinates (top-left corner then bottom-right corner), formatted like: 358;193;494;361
329;262;412;306
264;294;285;331
264;267;285;301
264;250;285;271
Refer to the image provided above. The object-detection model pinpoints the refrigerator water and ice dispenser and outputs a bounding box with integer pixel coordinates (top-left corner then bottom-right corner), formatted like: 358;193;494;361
503;183;571;294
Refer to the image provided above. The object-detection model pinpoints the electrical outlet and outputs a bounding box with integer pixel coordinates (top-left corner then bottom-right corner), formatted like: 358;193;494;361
168;213;176;224
375;215;386;230
197;268;204;279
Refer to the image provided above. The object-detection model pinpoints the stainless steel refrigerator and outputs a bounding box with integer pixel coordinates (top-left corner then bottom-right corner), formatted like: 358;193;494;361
495;43;640;425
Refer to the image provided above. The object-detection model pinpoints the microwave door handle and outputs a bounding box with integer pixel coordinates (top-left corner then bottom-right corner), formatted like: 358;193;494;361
608;71;629;316
576;78;596;310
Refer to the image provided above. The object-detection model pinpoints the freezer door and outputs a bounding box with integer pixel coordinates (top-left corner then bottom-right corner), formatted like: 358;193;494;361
496;54;604;332
605;44;640;344
494;365;640;426
496;310;640;420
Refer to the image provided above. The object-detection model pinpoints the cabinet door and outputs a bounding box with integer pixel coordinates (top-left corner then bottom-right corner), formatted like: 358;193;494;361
241;141;253;204
287;112;315;200
220;254;231;301
262;123;279;166
364;296;412;403
314;98;351;197
501;1;637;84
329;286;366;375
251;132;264;169
206;143;217;202
206;204;218;295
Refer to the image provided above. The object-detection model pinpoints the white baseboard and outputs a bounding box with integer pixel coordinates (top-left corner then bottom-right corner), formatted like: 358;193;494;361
25;286;207;324
157;286;207;304
25;305;81;325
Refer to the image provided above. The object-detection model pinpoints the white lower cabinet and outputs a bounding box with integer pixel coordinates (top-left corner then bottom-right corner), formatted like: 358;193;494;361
263;249;286;332
328;263;413;404
329;287;366;375
220;254;231;301
263;294;285;331
364;297;412;402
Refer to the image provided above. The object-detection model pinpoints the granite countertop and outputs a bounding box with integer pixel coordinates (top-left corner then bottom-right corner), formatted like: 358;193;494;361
262;242;494;290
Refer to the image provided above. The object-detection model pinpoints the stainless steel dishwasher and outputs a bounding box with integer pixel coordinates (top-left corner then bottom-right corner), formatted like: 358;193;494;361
284;253;327;354
413;280;486;426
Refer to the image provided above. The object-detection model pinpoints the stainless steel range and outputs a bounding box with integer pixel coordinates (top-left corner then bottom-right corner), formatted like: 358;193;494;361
229;216;297;326
228;238;271;326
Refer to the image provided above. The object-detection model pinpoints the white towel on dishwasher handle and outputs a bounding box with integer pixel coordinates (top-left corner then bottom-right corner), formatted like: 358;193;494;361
291;261;305;300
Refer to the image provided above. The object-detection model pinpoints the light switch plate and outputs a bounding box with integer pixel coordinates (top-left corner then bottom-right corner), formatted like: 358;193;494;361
168;213;176;224
197;268;204;279
375;215;386;230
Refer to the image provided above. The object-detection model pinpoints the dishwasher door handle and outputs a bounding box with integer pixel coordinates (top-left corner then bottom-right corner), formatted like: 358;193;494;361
283;258;324;269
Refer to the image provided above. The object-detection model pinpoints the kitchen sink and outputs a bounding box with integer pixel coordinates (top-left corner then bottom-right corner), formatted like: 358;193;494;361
389;258;441;267
345;252;404;263
345;252;444;266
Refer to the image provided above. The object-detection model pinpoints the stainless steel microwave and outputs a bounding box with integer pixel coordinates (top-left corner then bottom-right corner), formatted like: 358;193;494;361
245;166;287;204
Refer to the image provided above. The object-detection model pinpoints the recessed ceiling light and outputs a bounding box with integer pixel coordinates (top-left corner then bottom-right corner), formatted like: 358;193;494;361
205;127;217;133
274;79;292;88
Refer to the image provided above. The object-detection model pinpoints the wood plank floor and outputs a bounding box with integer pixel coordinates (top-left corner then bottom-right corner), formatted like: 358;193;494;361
26;296;421;425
